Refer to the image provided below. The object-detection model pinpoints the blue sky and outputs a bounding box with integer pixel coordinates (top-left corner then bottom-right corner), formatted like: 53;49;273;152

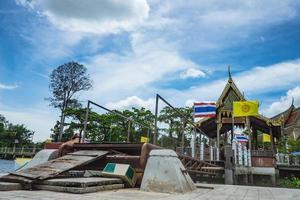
1;0;300;141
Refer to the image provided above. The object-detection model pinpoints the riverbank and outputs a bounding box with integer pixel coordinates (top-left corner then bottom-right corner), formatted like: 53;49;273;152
1;184;300;200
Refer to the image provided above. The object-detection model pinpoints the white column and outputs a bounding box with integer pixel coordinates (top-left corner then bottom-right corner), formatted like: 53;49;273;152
232;140;237;165
248;149;252;167
216;147;220;161
238;142;242;165
191;133;195;158
210;146;213;161
243;145;248;166
200;141;204;160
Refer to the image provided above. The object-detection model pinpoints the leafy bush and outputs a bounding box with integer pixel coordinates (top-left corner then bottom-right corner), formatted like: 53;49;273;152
280;177;300;188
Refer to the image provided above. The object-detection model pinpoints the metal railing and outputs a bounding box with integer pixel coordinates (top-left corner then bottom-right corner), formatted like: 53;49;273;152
276;153;300;166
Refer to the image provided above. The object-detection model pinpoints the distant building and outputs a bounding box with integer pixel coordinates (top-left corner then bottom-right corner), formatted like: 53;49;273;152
272;102;300;140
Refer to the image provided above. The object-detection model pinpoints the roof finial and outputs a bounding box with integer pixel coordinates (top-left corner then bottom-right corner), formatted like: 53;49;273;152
228;65;232;82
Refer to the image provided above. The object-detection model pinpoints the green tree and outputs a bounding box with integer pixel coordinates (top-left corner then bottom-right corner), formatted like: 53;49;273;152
0;114;34;147
61;107;154;143
158;106;193;149
47;61;92;141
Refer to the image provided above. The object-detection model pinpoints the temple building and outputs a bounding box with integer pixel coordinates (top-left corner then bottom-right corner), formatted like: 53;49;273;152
194;67;289;185
272;101;300;140
196;67;282;154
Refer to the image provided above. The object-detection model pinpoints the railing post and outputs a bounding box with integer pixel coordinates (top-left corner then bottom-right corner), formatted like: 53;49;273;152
127;120;131;143
33;145;36;155
210;146;213;161
153;94;159;145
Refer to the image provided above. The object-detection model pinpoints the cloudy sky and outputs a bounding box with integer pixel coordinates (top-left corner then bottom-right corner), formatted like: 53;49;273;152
1;0;300;141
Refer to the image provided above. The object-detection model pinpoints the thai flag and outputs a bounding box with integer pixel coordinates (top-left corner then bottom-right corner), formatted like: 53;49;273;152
193;102;216;118
235;134;248;142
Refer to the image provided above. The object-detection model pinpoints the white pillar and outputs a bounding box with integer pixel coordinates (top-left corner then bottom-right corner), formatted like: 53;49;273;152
238;143;242;165
210;146;213;161
232;140;237;165
248;149;252;167
200;141;204;160
216;147;220;161
191;133;195;158
243;145;248;166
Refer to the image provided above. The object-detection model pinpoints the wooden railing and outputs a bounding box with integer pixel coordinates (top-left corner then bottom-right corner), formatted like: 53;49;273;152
0;146;42;159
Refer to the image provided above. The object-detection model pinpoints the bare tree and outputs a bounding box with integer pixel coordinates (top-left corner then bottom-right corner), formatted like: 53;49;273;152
48;61;92;141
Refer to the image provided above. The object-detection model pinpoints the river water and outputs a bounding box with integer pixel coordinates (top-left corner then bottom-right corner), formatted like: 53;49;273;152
0;159;17;173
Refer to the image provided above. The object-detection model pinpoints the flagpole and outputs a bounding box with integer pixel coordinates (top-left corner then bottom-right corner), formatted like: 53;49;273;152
232;111;234;144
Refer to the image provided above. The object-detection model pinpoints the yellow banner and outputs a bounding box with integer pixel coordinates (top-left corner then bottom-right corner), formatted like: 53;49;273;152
263;133;271;142
233;101;259;117
140;136;149;143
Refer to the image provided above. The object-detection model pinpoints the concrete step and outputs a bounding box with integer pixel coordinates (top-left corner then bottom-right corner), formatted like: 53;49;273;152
0;181;22;191
34;177;124;194
34;183;124;194
40;177;123;187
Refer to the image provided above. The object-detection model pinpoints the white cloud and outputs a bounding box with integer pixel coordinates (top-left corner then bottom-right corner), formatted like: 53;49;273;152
180;68;205;79
106;96;154;110
0;83;18;90
0;107;57;142
17;0;149;34
178;59;300;102
84;34;200;103
263;86;300;117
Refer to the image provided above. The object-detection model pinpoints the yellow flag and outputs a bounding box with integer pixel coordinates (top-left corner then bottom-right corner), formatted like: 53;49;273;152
263;133;271;142
233;101;259;117
140;136;149;143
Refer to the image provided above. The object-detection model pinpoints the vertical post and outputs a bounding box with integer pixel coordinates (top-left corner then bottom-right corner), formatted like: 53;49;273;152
246;117;251;151
253;128;258;150
81;101;90;143
127;120;131;143
217;122;220;149
238;142;242;165
210;146;213;161
154;94;159;145
200;139;204;160
232;140;237;165
147;129;150;143
191;127;196;158
269;126;276;156
231;112;235;144
181;120;185;149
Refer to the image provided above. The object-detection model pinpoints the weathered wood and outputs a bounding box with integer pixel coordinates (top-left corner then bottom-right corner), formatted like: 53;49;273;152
68;150;108;157
10;150;109;180
222;117;245;124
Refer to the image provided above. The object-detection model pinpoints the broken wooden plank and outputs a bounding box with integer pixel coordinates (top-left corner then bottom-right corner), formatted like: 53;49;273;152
67;150;108;157
10;150;109;180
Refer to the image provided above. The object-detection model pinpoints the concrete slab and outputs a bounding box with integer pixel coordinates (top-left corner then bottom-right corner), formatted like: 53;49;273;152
0;182;22;191
251;167;276;175
17;149;58;171
40;177;122;187
34;183;124;194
